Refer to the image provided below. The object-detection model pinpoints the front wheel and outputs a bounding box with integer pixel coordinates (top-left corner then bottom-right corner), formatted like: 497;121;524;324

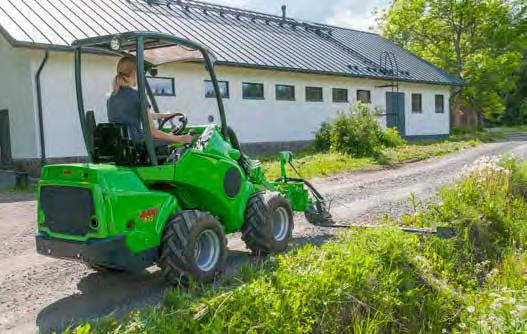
242;192;294;255
159;210;227;285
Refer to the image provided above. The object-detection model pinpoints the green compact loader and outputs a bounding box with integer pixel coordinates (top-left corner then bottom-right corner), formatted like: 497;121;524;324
36;32;332;284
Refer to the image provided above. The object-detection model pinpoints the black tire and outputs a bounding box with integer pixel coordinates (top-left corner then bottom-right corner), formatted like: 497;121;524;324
242;192;294;255
159;210;227;285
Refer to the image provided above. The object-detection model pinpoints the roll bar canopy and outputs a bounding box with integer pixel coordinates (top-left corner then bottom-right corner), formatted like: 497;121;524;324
72;32;228;165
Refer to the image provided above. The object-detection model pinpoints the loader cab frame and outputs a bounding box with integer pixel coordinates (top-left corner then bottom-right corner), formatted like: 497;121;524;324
72;31;228;166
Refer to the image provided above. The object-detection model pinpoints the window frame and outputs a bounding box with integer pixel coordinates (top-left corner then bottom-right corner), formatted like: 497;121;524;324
435;94;445;113
411;93;423;113
356;89;372;104
146;76;175;97
242;82;265;100
332;88;349;103
306;86;323;102
275;84;296;101
204;80;230;99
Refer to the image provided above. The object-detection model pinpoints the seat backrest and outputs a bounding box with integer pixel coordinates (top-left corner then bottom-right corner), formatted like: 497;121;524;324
93;123;137;164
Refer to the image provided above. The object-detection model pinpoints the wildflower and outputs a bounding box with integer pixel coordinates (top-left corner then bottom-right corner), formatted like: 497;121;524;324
467;305;476;313
458;322;467;329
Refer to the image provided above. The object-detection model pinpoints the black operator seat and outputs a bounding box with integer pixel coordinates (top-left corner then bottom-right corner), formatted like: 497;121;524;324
87;111;140;165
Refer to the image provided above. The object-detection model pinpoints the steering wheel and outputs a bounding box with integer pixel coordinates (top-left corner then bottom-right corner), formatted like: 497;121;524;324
158;113;188;135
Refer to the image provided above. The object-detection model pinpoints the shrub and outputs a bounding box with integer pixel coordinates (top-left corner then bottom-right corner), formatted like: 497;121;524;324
313;121;332;152
379;127;406;148
330;102;384;157
315;102;405;156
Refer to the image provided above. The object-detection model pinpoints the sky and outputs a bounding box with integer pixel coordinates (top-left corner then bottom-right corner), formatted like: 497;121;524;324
208;0;391;32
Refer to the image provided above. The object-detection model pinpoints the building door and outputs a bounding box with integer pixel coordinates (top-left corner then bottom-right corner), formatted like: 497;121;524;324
0;109;12;167
386;92;405;136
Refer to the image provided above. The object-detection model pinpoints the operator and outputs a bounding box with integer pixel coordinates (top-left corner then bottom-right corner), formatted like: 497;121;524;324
107;56;193;145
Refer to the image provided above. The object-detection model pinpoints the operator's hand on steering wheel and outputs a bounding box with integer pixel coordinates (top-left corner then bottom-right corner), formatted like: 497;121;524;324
177;134;193;145
158;112;188;136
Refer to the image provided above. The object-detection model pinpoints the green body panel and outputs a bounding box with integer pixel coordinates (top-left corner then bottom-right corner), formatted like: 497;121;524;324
39;164;180;253
270;181;310;212
36;127;265;255
37;126;313;259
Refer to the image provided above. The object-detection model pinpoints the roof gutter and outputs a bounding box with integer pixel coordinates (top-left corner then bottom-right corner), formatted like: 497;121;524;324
36;51;49;165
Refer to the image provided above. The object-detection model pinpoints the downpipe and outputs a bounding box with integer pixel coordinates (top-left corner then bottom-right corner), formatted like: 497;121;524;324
36;51;49;165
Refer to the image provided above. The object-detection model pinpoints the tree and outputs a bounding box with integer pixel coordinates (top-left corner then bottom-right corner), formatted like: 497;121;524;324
502;51;527;124
380;0;527;127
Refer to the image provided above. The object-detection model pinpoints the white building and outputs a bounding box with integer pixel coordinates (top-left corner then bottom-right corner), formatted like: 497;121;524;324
0;0;462;175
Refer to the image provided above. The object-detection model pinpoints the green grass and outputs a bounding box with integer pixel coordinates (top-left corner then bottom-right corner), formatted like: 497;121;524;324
261;136;484;180
68;155;527;334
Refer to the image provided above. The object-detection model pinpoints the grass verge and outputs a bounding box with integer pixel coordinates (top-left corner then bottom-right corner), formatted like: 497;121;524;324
68;156;527;334
260;133;495;180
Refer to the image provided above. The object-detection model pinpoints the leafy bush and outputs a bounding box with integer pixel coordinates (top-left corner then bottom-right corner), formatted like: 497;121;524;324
379;127;406;148
314;102;405;157
313;121;332;152
330;103;383;157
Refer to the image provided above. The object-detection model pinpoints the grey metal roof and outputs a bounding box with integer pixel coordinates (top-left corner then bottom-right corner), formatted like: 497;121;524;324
0;0;463;86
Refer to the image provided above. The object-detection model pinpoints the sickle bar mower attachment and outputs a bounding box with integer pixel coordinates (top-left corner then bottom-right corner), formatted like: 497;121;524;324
271;152;335;226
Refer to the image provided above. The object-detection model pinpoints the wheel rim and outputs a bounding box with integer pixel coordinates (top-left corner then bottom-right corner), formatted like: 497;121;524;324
272;206;290;242
194;230;221;272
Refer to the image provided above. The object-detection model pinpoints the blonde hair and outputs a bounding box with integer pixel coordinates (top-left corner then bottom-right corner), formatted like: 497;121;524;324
112;57;136;95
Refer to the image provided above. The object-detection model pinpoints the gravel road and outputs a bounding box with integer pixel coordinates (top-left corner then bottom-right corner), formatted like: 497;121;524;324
1;139;526;333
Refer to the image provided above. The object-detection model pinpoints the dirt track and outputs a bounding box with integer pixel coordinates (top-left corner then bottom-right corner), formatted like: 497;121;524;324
1;139;527;333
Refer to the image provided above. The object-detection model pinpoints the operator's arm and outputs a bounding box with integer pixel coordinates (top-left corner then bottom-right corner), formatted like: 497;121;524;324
148;112;193;144
150;113;181;121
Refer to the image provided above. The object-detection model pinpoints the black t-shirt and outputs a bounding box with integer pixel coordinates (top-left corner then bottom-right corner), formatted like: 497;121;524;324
107;87;144;143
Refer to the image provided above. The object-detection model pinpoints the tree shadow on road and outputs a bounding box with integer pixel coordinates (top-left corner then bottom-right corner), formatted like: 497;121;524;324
35;232;335;333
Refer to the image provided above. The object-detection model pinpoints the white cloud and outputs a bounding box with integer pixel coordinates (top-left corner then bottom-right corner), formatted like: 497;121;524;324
326;0;389;31
326;8;377;31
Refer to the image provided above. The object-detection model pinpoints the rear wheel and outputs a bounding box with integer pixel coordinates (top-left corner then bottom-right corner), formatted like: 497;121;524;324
242;192;294;255
159;210;227;285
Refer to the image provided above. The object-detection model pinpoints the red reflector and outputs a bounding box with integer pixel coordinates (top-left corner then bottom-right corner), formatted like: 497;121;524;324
63;170;72;175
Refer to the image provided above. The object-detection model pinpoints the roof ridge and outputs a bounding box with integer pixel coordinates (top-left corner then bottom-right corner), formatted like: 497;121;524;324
140;0;335;33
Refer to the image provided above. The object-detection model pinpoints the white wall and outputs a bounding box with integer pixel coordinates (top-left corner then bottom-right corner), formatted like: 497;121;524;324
33;53;451;158
401;83;451;136
0;36;39;159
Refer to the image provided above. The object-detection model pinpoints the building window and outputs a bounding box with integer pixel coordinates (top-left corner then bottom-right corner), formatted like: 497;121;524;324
435;94;445;113
412;93;422;113
333;88;348;103
275;84;295;101
242;82;264;99
204;80;229;98
306;87;323;102
147;77;175;96
357;90;371;103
